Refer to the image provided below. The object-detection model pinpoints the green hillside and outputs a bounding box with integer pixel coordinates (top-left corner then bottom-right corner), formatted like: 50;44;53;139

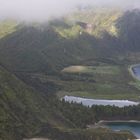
0;65;76;139
0;20;18;38
58;8;122;37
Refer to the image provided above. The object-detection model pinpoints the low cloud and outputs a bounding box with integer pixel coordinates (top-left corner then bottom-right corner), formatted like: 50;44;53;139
0;0;139;22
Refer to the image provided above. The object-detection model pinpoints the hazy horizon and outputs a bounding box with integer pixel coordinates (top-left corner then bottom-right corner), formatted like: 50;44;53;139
0;0;139;22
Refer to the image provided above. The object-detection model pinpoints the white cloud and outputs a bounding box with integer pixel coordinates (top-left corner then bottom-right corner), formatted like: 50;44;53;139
0;0;139;21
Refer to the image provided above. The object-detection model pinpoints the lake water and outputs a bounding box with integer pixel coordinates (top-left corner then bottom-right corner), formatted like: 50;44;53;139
105;122;140;138
23;138;49;140
132;65;140;80
63;96;139;107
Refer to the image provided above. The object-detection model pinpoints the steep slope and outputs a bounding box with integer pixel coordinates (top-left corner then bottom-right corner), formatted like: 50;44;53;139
116;9;140;51
0;25;100;73
0;65;74;140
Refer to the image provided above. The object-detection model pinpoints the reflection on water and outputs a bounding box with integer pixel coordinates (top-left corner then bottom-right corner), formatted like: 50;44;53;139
106;122;140;138
63;96;139;107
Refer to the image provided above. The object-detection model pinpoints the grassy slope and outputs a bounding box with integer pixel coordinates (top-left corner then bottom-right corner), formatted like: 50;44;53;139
0;65;76;140
0;26;98;73
48;63;139;100
0;20;18;38
66;8;122;37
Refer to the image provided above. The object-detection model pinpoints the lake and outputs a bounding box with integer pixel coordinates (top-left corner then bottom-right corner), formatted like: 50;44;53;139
23;138;49;140
63;96;139;107
131;64;140;80
105;121;140;138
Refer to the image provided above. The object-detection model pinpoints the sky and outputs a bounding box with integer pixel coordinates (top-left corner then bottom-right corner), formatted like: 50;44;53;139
0;0;139;21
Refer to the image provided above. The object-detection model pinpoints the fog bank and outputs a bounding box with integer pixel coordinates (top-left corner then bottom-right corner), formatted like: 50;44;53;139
0;0;139;21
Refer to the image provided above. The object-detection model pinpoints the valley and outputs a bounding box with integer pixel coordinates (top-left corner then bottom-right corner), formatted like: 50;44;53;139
57;63;140;100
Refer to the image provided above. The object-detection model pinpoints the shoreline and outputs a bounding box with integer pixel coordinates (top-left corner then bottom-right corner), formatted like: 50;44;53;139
96;120;140;139
97;120;140;125
87;120;140;129
63;95;139;107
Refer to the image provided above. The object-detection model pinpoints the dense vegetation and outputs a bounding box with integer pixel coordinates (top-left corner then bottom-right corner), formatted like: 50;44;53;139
60;100;140;128
0;66;76;140
0;8;140;140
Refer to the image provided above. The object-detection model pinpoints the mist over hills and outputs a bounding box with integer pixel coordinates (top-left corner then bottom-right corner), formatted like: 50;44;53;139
0;0;140;22
0;8;140;73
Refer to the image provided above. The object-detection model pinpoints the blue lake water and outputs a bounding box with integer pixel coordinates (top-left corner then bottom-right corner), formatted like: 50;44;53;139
132;65;140;80
106;122;140;138
63;96;139;107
